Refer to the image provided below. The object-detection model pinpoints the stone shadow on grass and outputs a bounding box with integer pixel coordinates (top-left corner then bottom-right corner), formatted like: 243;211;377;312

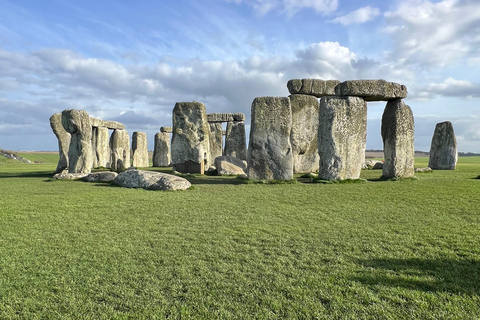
0;171;55;179
353;258;480;295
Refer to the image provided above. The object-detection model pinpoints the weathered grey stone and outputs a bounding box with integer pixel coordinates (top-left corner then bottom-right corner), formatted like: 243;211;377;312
62;109;93;174
381;99;415;178
318;96;367;180
84;171;118;182
207;113;246;123
90;117;125;130
132;131;149;168
290;94;320;173
50;113;71;173
53;170;88;180
415;167;433;173
153;132;171;167
171;102;210;174
114;169;191;191
110;129;131;172
335;80;407;101
373;162;384;170
247;97;293;180
209;122;223;162
94;126;110;168
428;121;457;170
287;79;340;98
224;121;247;161
160;126;172;133
214;155;247;175
364;159;381;169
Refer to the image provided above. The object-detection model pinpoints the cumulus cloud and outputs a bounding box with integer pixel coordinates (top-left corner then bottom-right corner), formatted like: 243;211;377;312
329;6;381;26
425;77;480;98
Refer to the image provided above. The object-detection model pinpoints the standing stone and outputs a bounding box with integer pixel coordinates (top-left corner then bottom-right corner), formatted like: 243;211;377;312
209;122;224;162
381;99;415;178
247;97;293;180
318;96;367;180
95;126;111;168
132;131;149;168
49;113;71;173
224;121;247;161
110;129;130;172
153;132;171;167
171;102;210;174
428;121;457;170
290;94;320;173
61;109;93;174
91;127;99;169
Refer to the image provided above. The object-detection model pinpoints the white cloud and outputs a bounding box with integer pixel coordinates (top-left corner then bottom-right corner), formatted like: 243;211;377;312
425;77;480;98
329;6;381;26
225;0;338;16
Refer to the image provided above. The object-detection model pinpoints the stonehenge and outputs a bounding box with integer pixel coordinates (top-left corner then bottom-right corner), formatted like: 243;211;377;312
428;121;458;170
207;112;247;161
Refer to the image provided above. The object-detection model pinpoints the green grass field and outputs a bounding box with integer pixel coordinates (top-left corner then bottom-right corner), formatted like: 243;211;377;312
0;154;479;319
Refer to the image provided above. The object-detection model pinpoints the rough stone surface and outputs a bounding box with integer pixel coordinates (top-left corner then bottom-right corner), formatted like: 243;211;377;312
287;79;340;98
428;121;458;170
209;122;224;162
381;99;415;178
160;126;172;133
207;113;245;122
290;94;320;173
94;126;111;168
247;97;293;180
364;159;383;169
214;155;247;175
90;117;125;130
110;129;131;172
153;132;171;167
171;102;210;174
114;169;191;191
84;171;118;182
318;96;367;180
224;121;247;161
335;80;407;101
62;109;93;174
50;113;71;173
132;131;149;167
53;170;88;180
415;167;433;173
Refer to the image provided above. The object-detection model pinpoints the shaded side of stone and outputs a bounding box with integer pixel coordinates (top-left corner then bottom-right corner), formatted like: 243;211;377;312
132;131;149;167
209;122;223;162
84;171;118;182
224;121;247;161
335;79;407;101
428;121;457;170
247;97;293;180
110;129;131;172
49;112;71;173
318;96;367;180
62;109;93;174
381;99;415;178
160;126;172;133
287;79;340;98
153;132;171;167
290;94;320;173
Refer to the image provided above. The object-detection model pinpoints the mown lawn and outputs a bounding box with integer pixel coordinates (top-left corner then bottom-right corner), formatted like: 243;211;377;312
0;155;479;319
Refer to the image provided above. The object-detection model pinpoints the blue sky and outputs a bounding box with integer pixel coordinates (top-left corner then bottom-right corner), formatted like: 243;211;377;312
1;0;479;152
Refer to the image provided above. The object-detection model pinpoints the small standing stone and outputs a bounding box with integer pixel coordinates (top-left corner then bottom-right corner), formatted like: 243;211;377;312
209;122;224;162
132;131;149;167
153;132;171;167
224;121;247;161
94;126;111;168
428;121;457;170
110;129;131;172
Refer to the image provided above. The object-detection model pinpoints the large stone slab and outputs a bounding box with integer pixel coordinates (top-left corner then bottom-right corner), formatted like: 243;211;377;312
428;121;457;170
171;102;210;174
153;132;171;167
247;97;293;180
84;171;118;182
318;96;367;180
114;169;191;191
335;80;407;101
110;129;130;172
214;155;247;176
287;79;340;98
132;131;149;167
290;94;320;173
62;109;93;174
207;113;245;122
224;121;247;161
90;117;125;130
381;99;415;178
50;113;71;173
209;122;223;162
94;126;111;168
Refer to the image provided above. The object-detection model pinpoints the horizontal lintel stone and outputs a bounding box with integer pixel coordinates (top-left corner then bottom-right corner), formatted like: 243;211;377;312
335;79;407;101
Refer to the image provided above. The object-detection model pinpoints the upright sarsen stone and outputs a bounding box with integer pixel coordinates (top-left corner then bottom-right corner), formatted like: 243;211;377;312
428;121;457;170
381;99;415;178
110;129;130;172
171;102;210;174
224;121;247;161
290;94;320;173
94;126;110;168
247;97;293;180
209;122;223;162
318;96;367;180
61;109;93;174
132;131;149;167
50;113;71;173
153;132;171;167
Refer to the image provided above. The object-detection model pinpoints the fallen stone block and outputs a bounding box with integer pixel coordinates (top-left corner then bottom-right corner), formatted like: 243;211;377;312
114;169;191;191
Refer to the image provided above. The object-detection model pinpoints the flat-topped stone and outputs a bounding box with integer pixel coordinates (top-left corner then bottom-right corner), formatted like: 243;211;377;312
335;80;407;101
90;117;125;130
287;79;340;98
160;126;172;133
207;113;245;122
114;169;191;191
